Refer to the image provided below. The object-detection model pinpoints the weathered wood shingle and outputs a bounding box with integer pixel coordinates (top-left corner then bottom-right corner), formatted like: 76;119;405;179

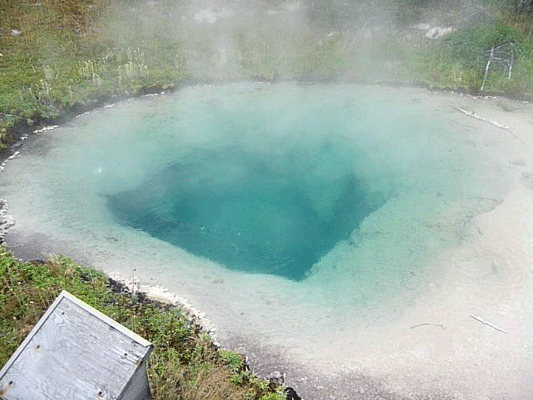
0;290;153;400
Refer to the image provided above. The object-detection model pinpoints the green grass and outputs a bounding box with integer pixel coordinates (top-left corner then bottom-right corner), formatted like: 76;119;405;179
0;247;284;400
2;0;533;152
0;0;188;149
408;10;533;96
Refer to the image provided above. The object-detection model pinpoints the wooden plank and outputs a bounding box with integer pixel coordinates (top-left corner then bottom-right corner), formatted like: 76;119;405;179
0;289;67;379
0;290;153;400
58;291;152;347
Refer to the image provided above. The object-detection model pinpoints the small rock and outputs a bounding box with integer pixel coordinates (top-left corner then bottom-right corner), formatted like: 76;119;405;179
426;26;454;40
10;29;22;36
285;387;302;400
414;22;431;30
268;370;285;386
270;371;283;379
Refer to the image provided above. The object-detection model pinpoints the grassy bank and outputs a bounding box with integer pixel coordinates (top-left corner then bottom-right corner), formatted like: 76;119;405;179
0;247;285;399
1;0;533;151
412;11;533;96
0;0;188;150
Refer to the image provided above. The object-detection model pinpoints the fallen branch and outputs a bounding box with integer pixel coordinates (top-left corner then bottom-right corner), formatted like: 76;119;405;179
456;107;527;146
470;314;508;334
409;323;446;330
456;107;508;128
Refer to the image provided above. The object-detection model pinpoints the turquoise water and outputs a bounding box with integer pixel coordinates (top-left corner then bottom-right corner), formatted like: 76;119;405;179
92;83;414;281
2;82;527;399
105;142;387;280
1;82;496;297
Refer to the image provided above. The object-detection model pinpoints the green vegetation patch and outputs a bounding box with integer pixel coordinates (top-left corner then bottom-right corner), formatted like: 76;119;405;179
0;0;188;150
444;23;521;68
411;7;533;95
0;247;284;400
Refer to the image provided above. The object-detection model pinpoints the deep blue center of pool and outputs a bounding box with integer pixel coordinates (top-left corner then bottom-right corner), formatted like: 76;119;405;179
106;143;385;281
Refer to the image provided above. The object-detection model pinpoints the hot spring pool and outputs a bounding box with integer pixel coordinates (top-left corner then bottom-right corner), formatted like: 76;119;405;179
105;134;388;281
3;82;487;287
2;83;532;399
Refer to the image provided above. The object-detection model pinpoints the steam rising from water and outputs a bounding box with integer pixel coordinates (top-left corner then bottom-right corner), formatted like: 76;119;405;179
103;0;484;82
1;81;502;293
2;82;523;399
105;138;387;281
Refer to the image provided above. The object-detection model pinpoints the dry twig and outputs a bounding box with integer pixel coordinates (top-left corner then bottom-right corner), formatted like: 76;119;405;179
409;323;446;330
456;107;527;146
470;314;508;334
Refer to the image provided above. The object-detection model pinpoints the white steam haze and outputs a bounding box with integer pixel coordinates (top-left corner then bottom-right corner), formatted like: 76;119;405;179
103;0;488;82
